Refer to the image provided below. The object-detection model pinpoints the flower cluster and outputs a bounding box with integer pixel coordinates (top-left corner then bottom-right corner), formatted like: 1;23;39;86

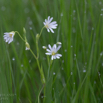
3;16;62;60
3;15;62;89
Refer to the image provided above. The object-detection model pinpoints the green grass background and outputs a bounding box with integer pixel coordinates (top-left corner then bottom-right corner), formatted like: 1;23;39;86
0;0;103;103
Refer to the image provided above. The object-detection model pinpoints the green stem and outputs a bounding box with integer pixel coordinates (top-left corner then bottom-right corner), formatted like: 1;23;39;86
15;31;45;84
36;38;45;84
15;29;46;101
36;26;45;58
30;43;45;84
38;84;45;103
15;31;25;42
29;49;37;60
35;27;46;84
36;39;39;58
50;60;53;70
36;59;41;73
47;60;53;78
37;58;45;84
39;26;45;38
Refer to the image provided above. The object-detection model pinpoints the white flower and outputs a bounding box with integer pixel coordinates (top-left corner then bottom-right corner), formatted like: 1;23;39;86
43;16;58;33
3;31;15;44
25;42;30;50
45;44;62;60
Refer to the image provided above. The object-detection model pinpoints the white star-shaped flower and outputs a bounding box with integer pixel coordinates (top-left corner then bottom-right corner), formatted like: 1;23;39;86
3;31;15;44
45;44;62;60
43;16;58;33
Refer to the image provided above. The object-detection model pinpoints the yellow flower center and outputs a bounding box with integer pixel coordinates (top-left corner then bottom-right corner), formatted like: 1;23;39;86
52;52;55;55
9;34;13;37
45;24;49;28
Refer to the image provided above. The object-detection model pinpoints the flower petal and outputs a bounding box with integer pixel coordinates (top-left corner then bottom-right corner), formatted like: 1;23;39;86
46;49;51;52
45;53;51;55
53;44;56;49
48;44;51;49
4;32;9;35
51;56;54;60
56;45;61;52
56;54;62;57
45;19;47;22
48;17;53;23
47;28;50;32
50;21;57;25
48;16;50;20
50;28;54;33
56;56;60;59
8;38;13;44
53;55;56;59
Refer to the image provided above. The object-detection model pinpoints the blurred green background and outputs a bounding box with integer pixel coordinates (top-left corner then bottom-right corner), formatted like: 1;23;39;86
0;0;103;103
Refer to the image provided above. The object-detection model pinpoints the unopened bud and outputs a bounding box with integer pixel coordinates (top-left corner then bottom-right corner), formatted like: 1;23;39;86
42;46;47;49
25;42;30;50
57;42;62;45
36;34;40;39
11;31;15;36
23;27;26;34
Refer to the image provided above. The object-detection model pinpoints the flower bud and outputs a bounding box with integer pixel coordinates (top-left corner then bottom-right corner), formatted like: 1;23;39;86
42;46;47;50
25;42;30;50
36;34;40;39
57;42;62;45
23;27;26;34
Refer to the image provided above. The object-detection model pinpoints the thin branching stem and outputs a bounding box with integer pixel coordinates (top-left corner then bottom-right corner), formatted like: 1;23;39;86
39;26;45;38
30;49;37;60
38;84;45;103
15;31;25;42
